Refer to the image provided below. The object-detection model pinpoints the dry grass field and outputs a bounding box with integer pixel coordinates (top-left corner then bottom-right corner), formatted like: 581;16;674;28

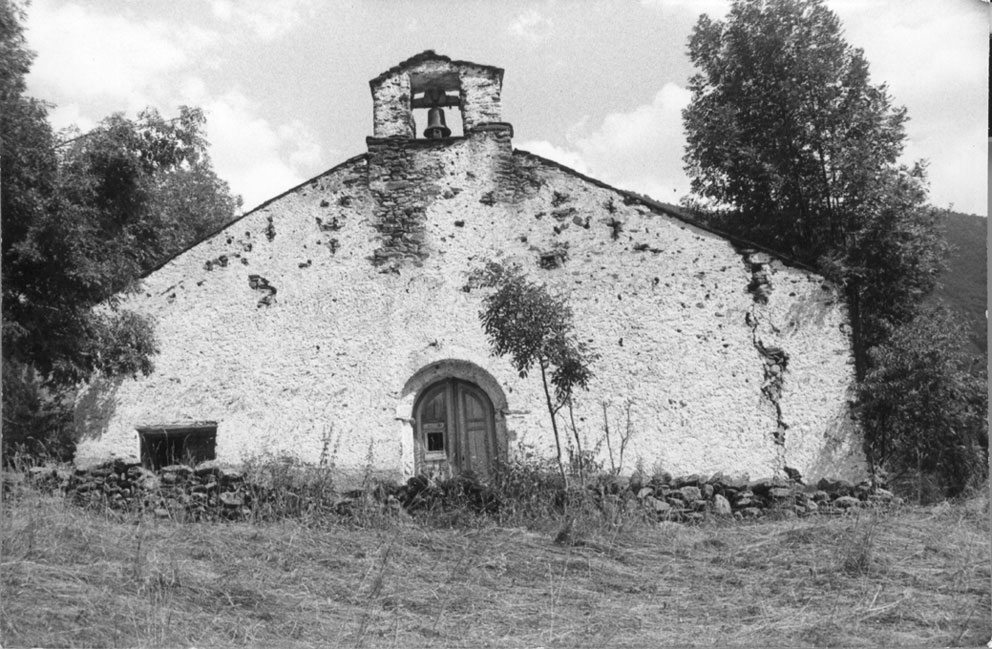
2;485;989;648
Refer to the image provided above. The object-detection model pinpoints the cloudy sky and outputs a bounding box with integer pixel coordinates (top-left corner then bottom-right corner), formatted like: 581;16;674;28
22;0;989;216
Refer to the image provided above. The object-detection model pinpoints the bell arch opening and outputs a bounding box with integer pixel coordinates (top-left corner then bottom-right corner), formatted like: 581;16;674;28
410;72;464;139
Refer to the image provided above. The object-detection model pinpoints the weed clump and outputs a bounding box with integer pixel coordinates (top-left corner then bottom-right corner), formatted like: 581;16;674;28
839;513;882;576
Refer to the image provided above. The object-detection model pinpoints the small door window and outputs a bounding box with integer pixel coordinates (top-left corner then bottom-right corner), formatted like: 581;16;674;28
424;424;446;453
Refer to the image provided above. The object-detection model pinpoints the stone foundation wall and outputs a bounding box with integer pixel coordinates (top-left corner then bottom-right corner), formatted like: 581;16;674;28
15;460;898;524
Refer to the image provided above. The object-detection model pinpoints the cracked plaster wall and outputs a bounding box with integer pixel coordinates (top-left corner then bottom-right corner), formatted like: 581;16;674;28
75;141;865;484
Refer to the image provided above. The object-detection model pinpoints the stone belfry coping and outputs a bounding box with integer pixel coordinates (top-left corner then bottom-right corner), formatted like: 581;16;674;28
368;50;511;140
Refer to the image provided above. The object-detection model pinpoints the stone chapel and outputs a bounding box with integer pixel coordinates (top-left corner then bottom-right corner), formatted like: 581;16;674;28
74;51;866;483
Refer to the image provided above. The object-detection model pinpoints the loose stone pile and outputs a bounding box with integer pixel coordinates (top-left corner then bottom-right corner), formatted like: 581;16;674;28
10;459;899;523
18;460;258;520
614;472;899;522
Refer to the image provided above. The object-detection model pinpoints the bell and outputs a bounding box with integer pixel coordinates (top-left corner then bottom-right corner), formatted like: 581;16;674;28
424;107;451;139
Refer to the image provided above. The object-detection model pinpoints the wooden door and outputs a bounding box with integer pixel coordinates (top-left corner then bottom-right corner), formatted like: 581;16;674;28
418;383;450;464
415;379;495;478
455;382;494;478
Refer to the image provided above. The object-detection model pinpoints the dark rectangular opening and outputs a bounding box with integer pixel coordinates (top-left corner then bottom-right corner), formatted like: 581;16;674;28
137;424;217;469
427;431;445;452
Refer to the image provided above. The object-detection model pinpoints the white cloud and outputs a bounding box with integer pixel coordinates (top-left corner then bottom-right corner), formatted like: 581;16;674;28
576;84;691;155
24;0;328;212
196;91;328;210
516;140;591;175
640;0;730;17
836;1;984;104
25;1;203;109
508;9;553;42
833;0;987;214
46;103;97;134
521;83;693;204
207;0;315;41
209;0;234;21
278;122;324;171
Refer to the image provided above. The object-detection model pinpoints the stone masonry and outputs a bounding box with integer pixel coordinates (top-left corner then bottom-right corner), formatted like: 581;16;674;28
74;51;866;486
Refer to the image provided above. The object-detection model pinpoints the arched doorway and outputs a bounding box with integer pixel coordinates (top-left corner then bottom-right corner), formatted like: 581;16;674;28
414;378;496;478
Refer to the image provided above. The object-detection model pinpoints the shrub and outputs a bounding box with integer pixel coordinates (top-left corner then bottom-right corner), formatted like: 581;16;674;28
489;452;565;526
1;361;74;464
401;472;499;522
859;306;988;500
476;261;598;488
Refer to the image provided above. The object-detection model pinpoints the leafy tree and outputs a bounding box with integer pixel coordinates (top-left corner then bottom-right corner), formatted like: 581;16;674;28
682;0;946;361
1;1;240;458
684;0;906;256
6;111;239;388
477;262;598;487
55;107;241;279
681;0;975;495
821;165;948;366
859;307;987;500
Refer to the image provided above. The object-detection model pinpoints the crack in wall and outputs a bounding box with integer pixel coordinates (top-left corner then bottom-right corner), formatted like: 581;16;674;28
742;251;790;470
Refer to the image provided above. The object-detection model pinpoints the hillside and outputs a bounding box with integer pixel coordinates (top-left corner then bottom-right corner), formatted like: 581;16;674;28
2;488;989;648
931;211;987;356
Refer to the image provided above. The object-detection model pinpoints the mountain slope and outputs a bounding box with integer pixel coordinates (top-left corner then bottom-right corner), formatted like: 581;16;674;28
931;210;987;356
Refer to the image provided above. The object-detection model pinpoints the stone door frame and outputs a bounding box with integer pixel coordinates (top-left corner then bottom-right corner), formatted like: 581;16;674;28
398;359;509;477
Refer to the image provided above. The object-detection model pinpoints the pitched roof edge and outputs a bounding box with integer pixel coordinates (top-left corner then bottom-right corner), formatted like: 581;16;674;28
369;50;504;88
140;153;368;279
511;149;822;276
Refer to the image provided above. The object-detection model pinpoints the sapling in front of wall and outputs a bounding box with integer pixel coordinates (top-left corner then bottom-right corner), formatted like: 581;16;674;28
476;262;599;490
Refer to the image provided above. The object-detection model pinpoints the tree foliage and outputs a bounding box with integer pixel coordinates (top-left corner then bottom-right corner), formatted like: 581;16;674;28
2;362;74;460
684;0;906;256
2;49;240;386
1;2;240;457
682;0;979;495
477;262;598;485
5;108;241;387
825;166;948;355
56;107;241;278
859;307;987;499
683;0;946;355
